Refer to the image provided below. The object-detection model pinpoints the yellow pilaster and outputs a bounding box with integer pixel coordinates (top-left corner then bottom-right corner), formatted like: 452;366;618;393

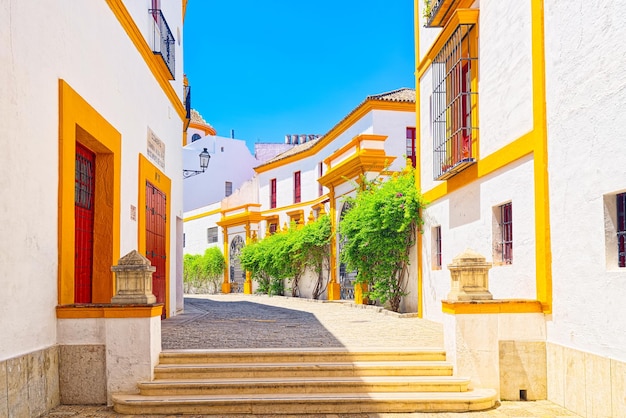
244;223;253;294
222;229;231;294
354;282;368;305
328;186;340;300
531;0;552;313
414;0;424;318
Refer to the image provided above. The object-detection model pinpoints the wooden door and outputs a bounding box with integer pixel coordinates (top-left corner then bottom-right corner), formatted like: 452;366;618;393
146;181;167;318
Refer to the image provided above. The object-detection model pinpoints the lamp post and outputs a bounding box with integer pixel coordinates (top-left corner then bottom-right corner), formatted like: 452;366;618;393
183;148;210;178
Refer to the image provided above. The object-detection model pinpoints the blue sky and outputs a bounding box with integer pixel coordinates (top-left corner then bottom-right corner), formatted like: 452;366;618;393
183;1;415;152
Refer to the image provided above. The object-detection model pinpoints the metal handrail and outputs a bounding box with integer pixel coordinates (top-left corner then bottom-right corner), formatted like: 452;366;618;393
149;9;175;79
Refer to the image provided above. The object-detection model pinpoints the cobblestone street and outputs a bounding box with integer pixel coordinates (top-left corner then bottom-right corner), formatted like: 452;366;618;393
42;294;580;418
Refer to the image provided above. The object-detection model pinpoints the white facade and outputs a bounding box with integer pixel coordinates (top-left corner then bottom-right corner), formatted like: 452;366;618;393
183;133;259;212
416;0;626;415
0;0;187;412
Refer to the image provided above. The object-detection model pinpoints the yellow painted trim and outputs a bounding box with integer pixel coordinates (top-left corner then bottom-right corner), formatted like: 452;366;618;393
423;132;534;203
255;101;414;174
328;186;339;300
217;211;265;228
189;121;216;136
105;0;185;121
441;300;543;315
58;80;121;305
56;304;163;318
183;207;221;222
138;155;172;318
417;9;480;79
286;209;305;223
320;151;396;188
324;134;388;166
182;0;188;21
531;0;552;314
222;229;230;292
414;0;424;318
260;196;329;218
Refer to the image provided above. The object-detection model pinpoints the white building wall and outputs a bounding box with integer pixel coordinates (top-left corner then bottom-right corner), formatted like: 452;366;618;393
478;0;533;157
421;157;536;324
183;135;258;211
545;0;626;363
0;0;183;359
183;203;223;256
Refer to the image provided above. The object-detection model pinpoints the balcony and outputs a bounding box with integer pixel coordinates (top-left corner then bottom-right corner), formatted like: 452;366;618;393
149;9;175;79
183;85;191;129
424;0;470;28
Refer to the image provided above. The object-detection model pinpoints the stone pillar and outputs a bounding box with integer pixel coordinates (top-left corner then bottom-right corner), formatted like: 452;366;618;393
446;248;493;301
111;250;157;304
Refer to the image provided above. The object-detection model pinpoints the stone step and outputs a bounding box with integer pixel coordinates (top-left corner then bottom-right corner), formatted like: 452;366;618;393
138;375;471;395
158;348;447;364
153;361;454;380
113;389;498;415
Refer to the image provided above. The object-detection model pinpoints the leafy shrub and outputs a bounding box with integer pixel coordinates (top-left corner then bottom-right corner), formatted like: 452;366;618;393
183;247;225;293
339;166;425;312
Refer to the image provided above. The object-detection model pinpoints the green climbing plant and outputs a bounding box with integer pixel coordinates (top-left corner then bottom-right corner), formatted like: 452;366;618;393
339;165;426;312
183;247;225;293
239;215;331;298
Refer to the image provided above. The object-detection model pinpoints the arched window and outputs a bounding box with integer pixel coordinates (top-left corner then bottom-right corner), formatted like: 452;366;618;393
191;133;201;142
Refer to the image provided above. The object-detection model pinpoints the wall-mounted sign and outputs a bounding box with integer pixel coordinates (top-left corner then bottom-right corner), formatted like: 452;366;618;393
147;128;165;169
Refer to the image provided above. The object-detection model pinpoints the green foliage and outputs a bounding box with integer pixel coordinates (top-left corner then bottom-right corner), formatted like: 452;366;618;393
183;247;225;293
423;0;433;20
239;215;331;298
339;166;425;312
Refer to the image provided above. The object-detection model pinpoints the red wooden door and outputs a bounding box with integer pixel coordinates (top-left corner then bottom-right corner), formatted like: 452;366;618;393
146;181;167;318
75;143;96;303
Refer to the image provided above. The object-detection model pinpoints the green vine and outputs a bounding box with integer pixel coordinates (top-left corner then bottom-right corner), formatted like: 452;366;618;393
339;165;426;312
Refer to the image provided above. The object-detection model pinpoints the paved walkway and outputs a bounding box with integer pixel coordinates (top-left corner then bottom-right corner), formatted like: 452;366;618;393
42;294;581;418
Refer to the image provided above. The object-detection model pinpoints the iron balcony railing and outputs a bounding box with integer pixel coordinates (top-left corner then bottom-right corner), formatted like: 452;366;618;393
149;9;175;79
424;0;460;28
184;85;191;128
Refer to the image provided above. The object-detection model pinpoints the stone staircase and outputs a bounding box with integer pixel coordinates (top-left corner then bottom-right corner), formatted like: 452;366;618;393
112;348;497;415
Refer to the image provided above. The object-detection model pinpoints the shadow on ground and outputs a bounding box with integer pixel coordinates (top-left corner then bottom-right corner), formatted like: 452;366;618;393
162;296;344;349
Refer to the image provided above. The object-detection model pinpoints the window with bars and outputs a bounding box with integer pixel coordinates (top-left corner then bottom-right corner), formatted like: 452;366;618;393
207;227;218;244
499;203;513;264
618;193;626;267
294;171;301;204
432;226;442;269
270;178;277;209
406;127;416;168
431;22;478;180
225;181;233;197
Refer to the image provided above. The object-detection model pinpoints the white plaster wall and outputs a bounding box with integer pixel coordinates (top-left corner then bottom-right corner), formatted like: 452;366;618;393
183;135;258;211
478;0;533;157
372;109;417;172
57;319;106;345
0;0;184;359
421;156;537;324
544;0;626;362
183;202;223;256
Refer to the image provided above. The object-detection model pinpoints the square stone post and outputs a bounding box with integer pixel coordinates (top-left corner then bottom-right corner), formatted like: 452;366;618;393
111;250;157;304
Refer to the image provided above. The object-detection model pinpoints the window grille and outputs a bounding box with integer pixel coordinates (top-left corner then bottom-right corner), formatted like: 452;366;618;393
618;193;626;267
207;227;218;244
225;181;233;197
148;8;175;79
500;203;513;264
434;226;442;268
432;23;478;180
406;127;416;168
318;162;324;197
270;179;277;209
294;171;301;203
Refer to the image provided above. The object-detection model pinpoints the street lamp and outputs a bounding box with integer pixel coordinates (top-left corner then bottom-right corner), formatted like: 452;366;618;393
183;148;211;178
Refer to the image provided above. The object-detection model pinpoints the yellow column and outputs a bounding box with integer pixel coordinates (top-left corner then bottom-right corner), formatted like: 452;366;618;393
243;223;253;294
221;229;231;294
531;0;552;313
414;0;424;318
327;186;341;300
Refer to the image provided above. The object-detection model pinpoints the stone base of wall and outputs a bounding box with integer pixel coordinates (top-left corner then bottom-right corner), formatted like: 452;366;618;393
59;345;106;404
0;345;60;417
499;340;546;400
547;342;626;417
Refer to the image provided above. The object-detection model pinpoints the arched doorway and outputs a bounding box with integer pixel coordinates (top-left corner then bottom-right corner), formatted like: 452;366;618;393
229;235;245;293
338;201;357;300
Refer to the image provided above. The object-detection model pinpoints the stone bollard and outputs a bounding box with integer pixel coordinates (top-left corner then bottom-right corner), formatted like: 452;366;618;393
111;250;157;304
446;248;493;301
